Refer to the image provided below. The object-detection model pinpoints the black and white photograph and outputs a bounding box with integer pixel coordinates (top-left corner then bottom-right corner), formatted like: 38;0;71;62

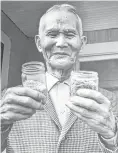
1;1;118;153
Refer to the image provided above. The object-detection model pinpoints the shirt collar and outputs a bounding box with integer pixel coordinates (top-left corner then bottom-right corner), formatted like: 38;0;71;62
46;72;70;92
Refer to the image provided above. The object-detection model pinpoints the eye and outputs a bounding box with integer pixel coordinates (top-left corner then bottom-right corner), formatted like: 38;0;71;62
47;31;58;38
64;32;75;39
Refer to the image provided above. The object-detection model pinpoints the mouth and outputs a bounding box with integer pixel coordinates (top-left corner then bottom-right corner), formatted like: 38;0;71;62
53;52;70;56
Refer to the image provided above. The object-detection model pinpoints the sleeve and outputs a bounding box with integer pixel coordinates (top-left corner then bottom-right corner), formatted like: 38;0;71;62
1;88;13;152
98;88;118;153
1;124;13;152
98;121;118;153
1;86;23;152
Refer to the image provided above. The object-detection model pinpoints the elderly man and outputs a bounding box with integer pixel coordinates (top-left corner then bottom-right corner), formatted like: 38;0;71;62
1;4;118;153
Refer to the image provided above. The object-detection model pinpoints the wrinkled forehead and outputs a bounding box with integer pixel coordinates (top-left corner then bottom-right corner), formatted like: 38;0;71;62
39;10;79;33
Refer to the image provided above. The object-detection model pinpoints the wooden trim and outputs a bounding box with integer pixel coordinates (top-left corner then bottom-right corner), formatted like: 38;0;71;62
79;41;118;61
100;80;118;90
1;31;11;90
84;29;118;44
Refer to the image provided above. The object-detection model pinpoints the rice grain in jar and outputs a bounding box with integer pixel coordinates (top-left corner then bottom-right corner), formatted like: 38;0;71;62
21;61;47;97
70;71;99;96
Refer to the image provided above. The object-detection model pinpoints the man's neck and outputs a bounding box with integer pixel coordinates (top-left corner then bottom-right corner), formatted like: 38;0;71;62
46;64;73;82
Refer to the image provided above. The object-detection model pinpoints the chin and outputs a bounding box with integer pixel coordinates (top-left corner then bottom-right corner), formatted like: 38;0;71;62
49;56;75;70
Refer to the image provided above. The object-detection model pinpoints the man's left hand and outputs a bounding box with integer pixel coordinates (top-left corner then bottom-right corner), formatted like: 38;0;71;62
66;89;116;139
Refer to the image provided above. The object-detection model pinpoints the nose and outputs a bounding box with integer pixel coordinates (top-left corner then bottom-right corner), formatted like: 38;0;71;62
56;34;68;48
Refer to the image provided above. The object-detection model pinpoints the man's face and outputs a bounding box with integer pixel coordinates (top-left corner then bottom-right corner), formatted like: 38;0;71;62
39;10;83;70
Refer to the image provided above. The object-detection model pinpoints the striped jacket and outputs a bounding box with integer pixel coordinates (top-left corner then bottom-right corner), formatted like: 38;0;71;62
1;88;118;153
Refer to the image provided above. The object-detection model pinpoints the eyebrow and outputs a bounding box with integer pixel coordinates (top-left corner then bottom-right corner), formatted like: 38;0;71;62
46;28;59;33
64;29;77;34
45;28;77;34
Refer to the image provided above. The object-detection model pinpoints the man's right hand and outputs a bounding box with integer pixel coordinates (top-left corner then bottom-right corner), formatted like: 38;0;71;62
0;86;46;125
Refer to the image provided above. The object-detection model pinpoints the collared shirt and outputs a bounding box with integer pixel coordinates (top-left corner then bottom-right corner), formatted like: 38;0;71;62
46;72;70;126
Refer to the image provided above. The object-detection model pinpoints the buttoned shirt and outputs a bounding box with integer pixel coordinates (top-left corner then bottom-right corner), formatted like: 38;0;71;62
46;72;71;127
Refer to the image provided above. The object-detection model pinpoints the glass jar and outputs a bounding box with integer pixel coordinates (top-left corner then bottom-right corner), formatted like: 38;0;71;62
21;61;47;97
70;71;99;96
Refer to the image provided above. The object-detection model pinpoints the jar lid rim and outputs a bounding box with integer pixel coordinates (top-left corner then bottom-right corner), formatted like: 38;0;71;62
22;61;44;68
71;71;98;75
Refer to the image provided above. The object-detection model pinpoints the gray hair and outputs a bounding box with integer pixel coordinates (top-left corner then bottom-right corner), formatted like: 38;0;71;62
39;4;83;36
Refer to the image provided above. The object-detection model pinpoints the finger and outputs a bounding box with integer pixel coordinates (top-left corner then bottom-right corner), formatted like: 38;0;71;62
76;89;110;105
66;101;109;123
67;102;113;129
69;96;100;112
0;104;36;115
67;106;115;138
74;111;115;138
5;87;46;104
1;111;32;125
70;109;104;129
2;94;42;109
66;102;97;118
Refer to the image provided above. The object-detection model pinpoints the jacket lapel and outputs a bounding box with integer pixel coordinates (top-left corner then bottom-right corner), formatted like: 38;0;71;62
58;110;78;145
44;93;78;149
44;94;62;131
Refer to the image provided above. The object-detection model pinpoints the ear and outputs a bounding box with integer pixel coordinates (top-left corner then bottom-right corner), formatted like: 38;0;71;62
35;35;43;52
81;36;87;50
